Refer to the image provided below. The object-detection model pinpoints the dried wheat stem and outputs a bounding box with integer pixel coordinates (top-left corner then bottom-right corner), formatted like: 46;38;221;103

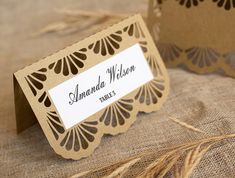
137;149;181;178
164;133;235;154
55;9;131;19
69;156;143;178
137;151;174;178
157;155;180;178
68;133;235;178
104;158;140;178
33;9;147;36
175;144;212;178
31;22;69;36
138;142;214;178
170;117;205;134
69;170;90;178
32;15;109;36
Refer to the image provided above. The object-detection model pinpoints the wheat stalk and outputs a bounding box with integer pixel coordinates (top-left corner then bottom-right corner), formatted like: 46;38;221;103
32;9;145;36
68;133;235;178
32;15;110;36
69;158;140;178
104;158;140;178
137;149;181;178
136;143;212;178
69;170;90;178
170;117;205;134
55;9;131;19
174;144;212;178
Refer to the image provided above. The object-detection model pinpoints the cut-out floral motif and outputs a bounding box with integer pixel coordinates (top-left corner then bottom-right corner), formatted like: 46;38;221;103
155;0;235;10
25;68;51;107
147;55;163;77
139;41;148;53
38;91;51;107
212;0;235;10
25;68;47;96
59;120;98;151
151;23;160;43
176;0;204;8
223;51;235;68
123;22;145;38
99;99;134;127
48;48;87;76
88;31;122;56
47;111;99;151
148;0;235;77
157;43;182;63
185;47;219;68
47;111;65;140
135;79;165;105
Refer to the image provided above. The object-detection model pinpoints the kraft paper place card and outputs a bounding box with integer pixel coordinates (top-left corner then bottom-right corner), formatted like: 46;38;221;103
148;0;235;77
14;14;169;160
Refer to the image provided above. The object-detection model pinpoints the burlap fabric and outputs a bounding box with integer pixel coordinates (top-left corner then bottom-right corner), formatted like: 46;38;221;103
0;0;235;177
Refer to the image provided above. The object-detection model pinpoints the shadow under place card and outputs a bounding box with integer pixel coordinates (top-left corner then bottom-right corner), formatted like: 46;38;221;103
13;14;169;160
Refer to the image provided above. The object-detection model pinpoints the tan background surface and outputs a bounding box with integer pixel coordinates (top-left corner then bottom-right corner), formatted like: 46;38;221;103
0;0;235;177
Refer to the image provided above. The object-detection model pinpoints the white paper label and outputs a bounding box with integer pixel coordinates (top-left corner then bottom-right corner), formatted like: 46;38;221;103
48;44;154;129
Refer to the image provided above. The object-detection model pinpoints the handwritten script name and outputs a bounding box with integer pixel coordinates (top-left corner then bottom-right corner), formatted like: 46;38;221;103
69;63;135;105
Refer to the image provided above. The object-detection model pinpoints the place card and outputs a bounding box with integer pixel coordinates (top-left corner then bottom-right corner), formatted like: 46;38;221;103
148;0;235;77
49;44;154;129
14;14;169;159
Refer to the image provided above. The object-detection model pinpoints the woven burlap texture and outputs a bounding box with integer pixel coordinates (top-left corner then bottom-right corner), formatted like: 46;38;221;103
0;0;235;177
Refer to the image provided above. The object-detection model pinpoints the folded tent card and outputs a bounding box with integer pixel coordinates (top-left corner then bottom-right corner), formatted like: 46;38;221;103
148;0;235;77
14;14;169;160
